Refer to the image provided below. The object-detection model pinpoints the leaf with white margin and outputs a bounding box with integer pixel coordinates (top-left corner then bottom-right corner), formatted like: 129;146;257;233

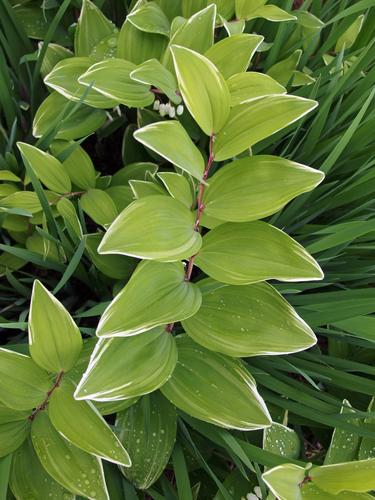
182;279;316;357
78;59;154;108
10;438;74;500
195;221;323;285
44;57;118;109
134;121;205;181
203;155;324;222
205;34;263;79
310;459;375;494
130;58;181;104
171;45;230;135
98;195;201;261
116;392;177;489
29;280;82;373
213;95;317;161
49;379;131;467
227;72;286;106
75;327;177;401
31;412;109;500
97;260;201;337
161;335;271;430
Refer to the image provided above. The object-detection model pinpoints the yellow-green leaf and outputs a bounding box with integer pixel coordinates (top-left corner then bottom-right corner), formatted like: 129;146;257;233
78;59;154;108
29;280;82;373
17;142;71;194
214;95;317;161
195;221;323;285
182;279;316;356
98;195;201;261
203;155;324;222
75;327;177;401
161;335;271;430
227;72;286;106
134;121;205;181
0;348;50;410
32;412;109;500
97;260;201;337
171;45;230;135
49;379;131;467
117;392;177;489
205;34;263;79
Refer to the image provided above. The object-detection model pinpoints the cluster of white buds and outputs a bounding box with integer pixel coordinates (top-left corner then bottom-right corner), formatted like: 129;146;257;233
242;486;263;500
153;100;184;118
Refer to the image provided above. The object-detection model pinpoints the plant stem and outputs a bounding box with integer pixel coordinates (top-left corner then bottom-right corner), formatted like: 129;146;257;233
28;370;64;421
166;134;215;333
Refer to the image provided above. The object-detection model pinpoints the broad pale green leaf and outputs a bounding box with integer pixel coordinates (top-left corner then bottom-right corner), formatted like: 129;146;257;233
227;72;286;106
97;260;201;337
98;195;201;261
75;0;115;56
262;463;305;500
335;14;364;52
78;59;154;108
358;398;375;460
32;412;109;500
50;140;96;190
182;279;316;356
311;459;375;494
117;19;167;65
235;0;296;21
26;234;63;264
58;198;83;241
195;221;323;285
17;142;71;194
213;95;317;161
181;0;206;17
49;379;131;467
95;398;138;416
324;400;361;464
33;92;106;140
203;156;324;222
263;423;300;459
117;392;177;489
0;348;50;410
130;59;181;104
44;57;118;109
302;483;373;499
163;4;216;69
161;335;271;430
111;162;158;185
158;172;193;207
81;189;118;227
134;121;205;181
106;186;134;211
130;179;166;198
0;192;47;214
205;34;263;79
85;234;136;280
0;403;28;424
128;2;170;36
267;49;302;86
89;32;119;62
75;327;177;401
249;4;296;21
10;439;74;500
212;0;235;19
0;170;21;182
40;43;73;79
171;45;230;135
0;420;29;457
29;280;82;373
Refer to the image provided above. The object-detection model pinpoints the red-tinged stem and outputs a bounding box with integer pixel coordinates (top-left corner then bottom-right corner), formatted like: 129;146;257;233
166;134;215;332
28;370;64;421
